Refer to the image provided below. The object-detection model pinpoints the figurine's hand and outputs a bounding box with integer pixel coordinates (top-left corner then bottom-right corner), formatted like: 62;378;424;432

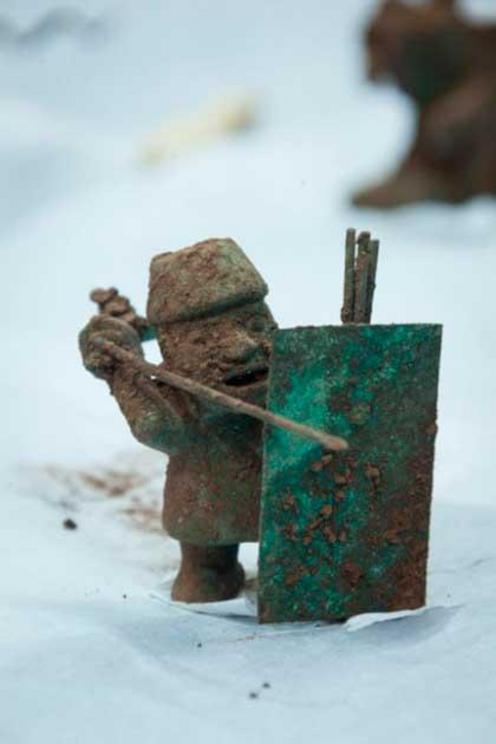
79;316;142;380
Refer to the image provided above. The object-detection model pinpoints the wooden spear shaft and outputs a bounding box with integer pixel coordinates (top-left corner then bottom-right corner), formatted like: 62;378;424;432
94;337;349;452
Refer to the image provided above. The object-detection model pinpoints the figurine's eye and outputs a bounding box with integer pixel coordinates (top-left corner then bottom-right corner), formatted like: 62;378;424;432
248;317;268;333
247;318;272;333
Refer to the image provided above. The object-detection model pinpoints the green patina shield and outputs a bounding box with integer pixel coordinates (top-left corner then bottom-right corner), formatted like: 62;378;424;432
258;324;442;624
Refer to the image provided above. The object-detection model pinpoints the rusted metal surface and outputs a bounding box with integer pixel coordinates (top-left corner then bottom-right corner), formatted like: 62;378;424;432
258;324;442;624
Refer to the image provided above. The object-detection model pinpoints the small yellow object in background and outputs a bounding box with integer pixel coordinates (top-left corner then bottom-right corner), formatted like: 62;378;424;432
139;93;258;166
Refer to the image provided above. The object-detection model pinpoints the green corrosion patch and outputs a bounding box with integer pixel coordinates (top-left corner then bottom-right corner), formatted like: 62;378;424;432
258;324;442;624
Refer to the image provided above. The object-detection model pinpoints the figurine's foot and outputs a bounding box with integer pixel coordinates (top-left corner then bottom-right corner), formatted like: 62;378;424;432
171;543;245;603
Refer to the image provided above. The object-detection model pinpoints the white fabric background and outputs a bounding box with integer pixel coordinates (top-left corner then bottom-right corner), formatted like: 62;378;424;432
1;2;495;742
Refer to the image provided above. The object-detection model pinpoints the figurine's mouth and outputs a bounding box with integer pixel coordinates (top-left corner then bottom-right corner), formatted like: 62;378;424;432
223;364;269;388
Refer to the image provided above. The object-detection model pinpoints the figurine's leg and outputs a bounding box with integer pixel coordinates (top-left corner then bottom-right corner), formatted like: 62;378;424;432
171;543;245;603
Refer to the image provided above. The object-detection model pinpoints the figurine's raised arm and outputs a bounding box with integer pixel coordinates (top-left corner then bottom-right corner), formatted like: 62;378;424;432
79;315;187;454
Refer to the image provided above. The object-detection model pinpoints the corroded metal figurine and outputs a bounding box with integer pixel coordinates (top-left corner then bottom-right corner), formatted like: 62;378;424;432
353;0;496;208
80;239;279;602
80;233;442;623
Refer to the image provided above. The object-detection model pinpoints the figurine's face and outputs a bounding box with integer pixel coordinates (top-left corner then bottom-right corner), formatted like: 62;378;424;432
365;0;464;103
157;301;278;407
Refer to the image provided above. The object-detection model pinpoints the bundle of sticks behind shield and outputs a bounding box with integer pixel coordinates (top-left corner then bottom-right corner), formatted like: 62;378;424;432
341;229;379;325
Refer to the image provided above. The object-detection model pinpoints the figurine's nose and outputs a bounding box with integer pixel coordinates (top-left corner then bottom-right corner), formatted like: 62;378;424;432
223;332;260;364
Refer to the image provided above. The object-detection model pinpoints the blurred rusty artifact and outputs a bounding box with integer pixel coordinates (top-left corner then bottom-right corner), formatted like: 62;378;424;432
79;232;441;622
353;0;496;208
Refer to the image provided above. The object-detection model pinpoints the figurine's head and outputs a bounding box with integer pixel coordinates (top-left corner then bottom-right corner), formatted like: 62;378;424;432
365;0;468;104
147;239;277;408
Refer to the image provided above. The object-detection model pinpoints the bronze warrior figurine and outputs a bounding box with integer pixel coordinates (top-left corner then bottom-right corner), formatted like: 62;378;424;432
80;239;278;603
79;232;441;625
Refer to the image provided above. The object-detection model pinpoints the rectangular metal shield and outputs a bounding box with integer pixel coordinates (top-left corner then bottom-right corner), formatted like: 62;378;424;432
258;324;442;624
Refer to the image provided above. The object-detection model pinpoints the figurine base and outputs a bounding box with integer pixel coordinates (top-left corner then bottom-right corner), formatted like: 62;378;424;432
171;543;245;603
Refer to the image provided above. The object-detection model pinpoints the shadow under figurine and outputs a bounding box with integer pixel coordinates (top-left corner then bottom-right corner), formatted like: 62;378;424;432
353;0;496;208
80;239;278;603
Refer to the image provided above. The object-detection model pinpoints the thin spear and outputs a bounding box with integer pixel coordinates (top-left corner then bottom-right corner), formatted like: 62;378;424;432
93;337;349;453
341;228;356;324
365;239;379;323
354;231;371;323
